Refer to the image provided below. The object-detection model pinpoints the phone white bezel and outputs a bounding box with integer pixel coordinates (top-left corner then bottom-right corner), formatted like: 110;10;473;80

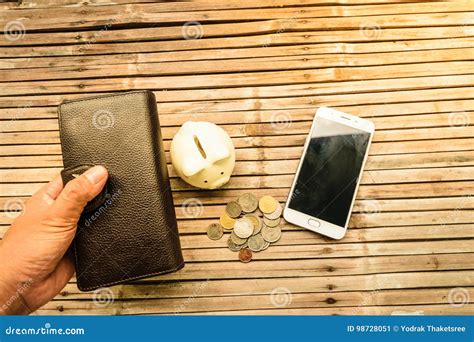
283;107;375;240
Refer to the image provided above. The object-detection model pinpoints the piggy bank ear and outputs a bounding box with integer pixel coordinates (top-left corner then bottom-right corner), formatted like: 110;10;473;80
207;143;230;161
199;135;230;162
182;156;206;177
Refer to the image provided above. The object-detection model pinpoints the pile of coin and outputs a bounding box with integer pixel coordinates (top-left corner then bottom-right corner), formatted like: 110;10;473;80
206;193;283;263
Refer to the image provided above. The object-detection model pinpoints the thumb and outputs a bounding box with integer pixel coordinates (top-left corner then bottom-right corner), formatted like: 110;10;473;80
50;166;108;224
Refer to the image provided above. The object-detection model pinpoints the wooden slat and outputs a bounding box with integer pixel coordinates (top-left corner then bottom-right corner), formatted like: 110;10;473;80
4;27;473;59
1;164;474;186
0;137;473;157
1;99;473;120
41;270;474;300
2;65;473;96
1;195;472;215
2;37;473;70
1;180;473;202
2;3;472;31
2;0;451;12
1;116;473;145
64;252;474;281
36;304;474;315
3;49;474;82
37;287;474;315
2;109;474;145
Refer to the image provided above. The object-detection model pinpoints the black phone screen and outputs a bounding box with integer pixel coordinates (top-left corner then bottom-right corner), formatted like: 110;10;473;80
288;116;371;227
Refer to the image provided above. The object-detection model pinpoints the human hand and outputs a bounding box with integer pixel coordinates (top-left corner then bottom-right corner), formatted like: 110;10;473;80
0;166;108;315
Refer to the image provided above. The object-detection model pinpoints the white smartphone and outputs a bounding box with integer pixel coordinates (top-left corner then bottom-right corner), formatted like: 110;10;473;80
283;107;374;239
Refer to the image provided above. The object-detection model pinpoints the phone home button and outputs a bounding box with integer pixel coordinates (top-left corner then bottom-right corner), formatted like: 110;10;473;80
308;219;320;228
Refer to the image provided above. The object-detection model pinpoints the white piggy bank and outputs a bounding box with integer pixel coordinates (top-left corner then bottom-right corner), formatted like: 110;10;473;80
170;121;235;189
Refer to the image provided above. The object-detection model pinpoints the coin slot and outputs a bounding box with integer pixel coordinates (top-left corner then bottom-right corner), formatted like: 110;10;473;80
193;135;207;159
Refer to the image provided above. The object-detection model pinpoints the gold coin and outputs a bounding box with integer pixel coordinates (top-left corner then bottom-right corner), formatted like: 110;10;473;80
261;224;281;243
243;213;262;235
207;223;223;240
259;195;277;214
230;231;247;245
219;212;236;230
264;203;283;220
248;233;265;252
238;193;258;213
263;216;281;228
225;201;242;218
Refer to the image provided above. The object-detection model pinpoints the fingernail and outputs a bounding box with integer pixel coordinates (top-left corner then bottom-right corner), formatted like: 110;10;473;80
83;166;108;184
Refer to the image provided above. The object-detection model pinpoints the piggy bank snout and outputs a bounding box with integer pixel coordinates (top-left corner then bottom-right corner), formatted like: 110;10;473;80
209;174;231;189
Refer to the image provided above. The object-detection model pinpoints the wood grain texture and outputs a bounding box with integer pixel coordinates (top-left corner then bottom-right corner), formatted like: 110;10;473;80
0;0;472;315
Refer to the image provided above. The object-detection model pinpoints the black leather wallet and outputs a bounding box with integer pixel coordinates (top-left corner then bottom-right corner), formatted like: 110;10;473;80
58;91;184;291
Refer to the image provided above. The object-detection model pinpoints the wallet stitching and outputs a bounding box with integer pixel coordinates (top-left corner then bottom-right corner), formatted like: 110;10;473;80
59;90;152;107
78;261;185;292
74;223;184;291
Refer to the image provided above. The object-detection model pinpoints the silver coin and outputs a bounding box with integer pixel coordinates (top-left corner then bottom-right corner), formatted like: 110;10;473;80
243;213;262;235
247;233;266;252
263;216;281;228
207;223;224;240
226;201;242;218
234;218;254;238
238;193;258;213
261;224;281;243
260;241;270;251
230;231;247;245
264;203;283;220
227;236;244;252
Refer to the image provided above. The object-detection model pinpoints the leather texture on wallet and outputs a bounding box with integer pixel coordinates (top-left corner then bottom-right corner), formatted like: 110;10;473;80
58;91;184;291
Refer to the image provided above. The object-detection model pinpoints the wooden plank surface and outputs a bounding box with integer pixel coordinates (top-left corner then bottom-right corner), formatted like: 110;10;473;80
0;0;473;315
